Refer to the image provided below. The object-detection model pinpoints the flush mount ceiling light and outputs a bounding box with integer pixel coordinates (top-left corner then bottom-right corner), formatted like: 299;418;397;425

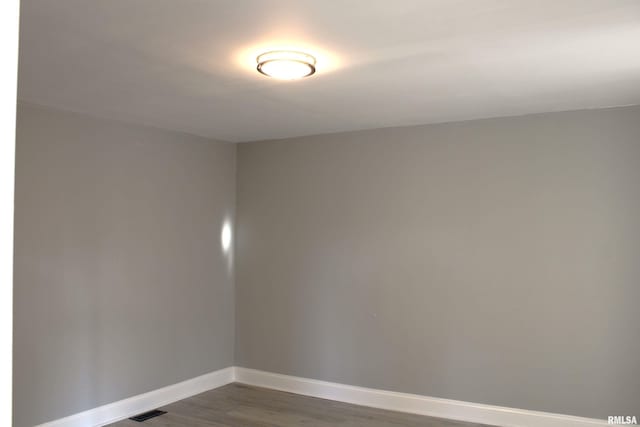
256;50;316;80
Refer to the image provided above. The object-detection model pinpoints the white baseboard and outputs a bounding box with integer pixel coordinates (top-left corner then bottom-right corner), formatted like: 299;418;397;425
36;366;609;427
35;367;235;427
234;367;608;427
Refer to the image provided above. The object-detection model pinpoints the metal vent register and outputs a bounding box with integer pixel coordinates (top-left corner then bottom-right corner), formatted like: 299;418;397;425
129;409;167;422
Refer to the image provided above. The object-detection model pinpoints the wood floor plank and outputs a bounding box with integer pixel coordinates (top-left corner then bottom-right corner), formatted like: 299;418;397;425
107;383;493;427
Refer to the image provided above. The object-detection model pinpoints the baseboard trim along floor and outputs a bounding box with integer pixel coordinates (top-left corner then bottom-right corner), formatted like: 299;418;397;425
34;367;235;427
234;367;608;427
36;366;608;427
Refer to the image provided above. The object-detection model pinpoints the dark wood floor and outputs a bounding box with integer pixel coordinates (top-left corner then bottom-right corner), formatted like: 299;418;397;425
108;383;492;427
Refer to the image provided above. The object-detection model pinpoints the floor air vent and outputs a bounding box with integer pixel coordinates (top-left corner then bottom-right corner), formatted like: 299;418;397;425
129;409;167;422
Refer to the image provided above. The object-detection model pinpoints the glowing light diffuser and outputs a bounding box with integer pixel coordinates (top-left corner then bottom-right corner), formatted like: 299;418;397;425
256;50;316;80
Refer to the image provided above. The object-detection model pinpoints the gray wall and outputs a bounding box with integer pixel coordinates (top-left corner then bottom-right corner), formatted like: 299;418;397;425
14;103;640;425
13;104;236;427
235;106;640;419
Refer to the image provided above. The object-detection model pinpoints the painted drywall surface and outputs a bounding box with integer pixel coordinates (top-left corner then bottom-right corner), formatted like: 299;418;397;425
13;104;236;427
235;106;640;419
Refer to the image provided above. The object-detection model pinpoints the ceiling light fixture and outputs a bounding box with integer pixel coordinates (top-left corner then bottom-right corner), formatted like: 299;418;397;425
256;50;316;80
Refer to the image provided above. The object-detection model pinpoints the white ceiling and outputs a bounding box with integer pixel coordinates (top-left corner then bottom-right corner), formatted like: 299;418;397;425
18;0;640;142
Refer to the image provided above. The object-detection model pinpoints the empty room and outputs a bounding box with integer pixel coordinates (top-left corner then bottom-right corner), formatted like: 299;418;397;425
4;0;640;426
